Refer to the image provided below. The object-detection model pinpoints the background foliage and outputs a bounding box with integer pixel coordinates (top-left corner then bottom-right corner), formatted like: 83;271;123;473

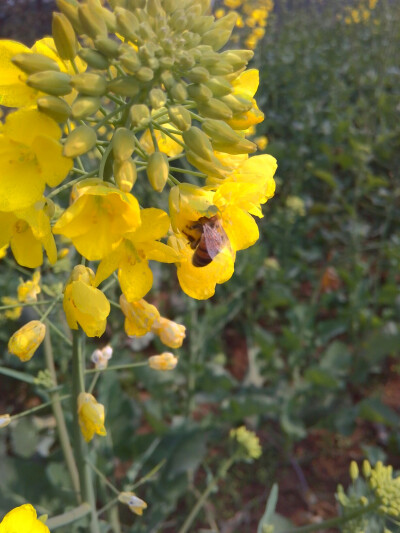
1;0;400;531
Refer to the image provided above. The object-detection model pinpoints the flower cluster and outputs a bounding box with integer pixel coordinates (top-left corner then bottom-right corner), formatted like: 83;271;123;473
342;0;379;24
214;0;274;50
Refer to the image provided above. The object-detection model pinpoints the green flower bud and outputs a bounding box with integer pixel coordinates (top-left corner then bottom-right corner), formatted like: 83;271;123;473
221;94;253;114
56;0;84;33
350;461;359;481
71;73;107;96
187;83;212;103
63;125;97;158
177;52;196;70
43;197;56;219
12;53;60;74
112;128;135;162
211;138;257;155
201;28;232;51
99;6;117;32
149;88;167;109
182;126;213;161
220;51;250;72
114;158;137;192
202;119;240;144
147;0;163;17
206;60;234;76
186;150;228;179
71;96;101;119
136;66;154;82
190;15;214;34
362;460;372;478
119;50;141;73
94;37;120;58
115;7;140;41
225;49;254;64
78;48;109;70
168;105;191;131
147;152;169;192
197;98;233;120
52;12;77;60
159;56;175;69
186;66;209;84
107;77;140;97
169;82;187;103
37;95;72;122
138;21;156;41
78;3;108;39
126;0;146;9
26;71;71;96
205;77;232;97
129;104;150;127
160;70;175;90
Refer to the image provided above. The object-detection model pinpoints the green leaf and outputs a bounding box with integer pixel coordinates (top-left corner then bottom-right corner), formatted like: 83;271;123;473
0;366;36;384
257;483;279;533
358;398;400;427
10;418;39;458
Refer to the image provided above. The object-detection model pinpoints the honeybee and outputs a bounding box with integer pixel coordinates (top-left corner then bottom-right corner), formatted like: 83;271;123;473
184;216;230;267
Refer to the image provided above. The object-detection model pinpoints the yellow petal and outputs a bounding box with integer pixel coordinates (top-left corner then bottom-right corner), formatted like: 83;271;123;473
222;207;259;251
71;280;110;320
232;69;259;99
11;223;43;268
119;259;153;302
127;208;170;243
31;135;73;187
3;108;61;145
140;241;180;263
0;41;39;107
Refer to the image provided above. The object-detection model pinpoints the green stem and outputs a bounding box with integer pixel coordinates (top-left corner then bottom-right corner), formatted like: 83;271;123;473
47;174;96;199
72;330;100;533
99;141;113;181
87;460;119;495
43;330;81;501
46;503;91;530
10;395;70;421
281;502;379;533
85;361;148;374
178;457;235;533
0;299;53;311
169;166;206;178
151;122;186;148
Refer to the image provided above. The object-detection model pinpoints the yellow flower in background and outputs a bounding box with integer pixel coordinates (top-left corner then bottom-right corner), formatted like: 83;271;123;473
0;414;11;429
148;352;178;371
95;208;178;302
0;245;7;259
53;181;141;261
151;317;186;349
118;492;147;516
0;504;49;533
1;297;22;321
230;426;262;460
18;271;41;303
120;295;160;336
0;108;72;212
63;265;110;338
8;320;46;362
77;392;106;443
0;202;57;268
254;135;268;150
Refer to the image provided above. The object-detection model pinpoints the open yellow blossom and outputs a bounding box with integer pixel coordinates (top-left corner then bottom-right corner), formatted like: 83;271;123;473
18;271;41;303
0;504;49;533
227;70;264;130
63;265;110;338
0;202;57;268
0;108;72;212
95;208;178;302
151;317;186;349
8;320;46;362
120;295;160;336
77;392;106;443
53;181;141;261
118;492;147;516
148;352;178;371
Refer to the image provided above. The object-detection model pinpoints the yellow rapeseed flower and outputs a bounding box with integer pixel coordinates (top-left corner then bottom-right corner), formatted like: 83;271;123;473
0;504;49;533
140;126;184;157
148;352;178;370
227;70;264;130
63;265;110;338
119;295;160;336
1;296;22;321
118;492;147;515
151;317;186;349
0;414;11;429
18;271;41;303
77;392;106;443
8;320;46;362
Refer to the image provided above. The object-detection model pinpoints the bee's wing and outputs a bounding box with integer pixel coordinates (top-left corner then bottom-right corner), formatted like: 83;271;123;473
203;222;229;259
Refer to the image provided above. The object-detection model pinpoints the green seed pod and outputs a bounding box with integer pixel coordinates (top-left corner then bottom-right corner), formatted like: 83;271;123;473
12;53;60;74
114;158;137;192
211;138;257;155
129;104;150;127
149;88;167;109
197;98;233;120
56;0;84;34
186;66;209;84
186;150;228;179
94;37;120;58
78;48;109;69
202;119;241;144
37;95;71;122
71;96;101;119
119;50;141;73
147;152;169;192
112;128;136;161
78;3;108;39
187;83;212;103
107;77;140;97
220;94;252;114
169;82;187;103
71;73;107;96
52;12;77;60
63;125;97;158
168;105;192;131
26;71;71;96
205;77;232;97
136;66;154;82
182;126;213;161
115;8;140;41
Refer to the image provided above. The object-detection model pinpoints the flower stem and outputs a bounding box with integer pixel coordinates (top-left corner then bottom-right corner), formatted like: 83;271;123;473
46;503;91;530
178;456;235;533
43;330;81;501
85;361;148;374
72;330;100;533
10;394;70;421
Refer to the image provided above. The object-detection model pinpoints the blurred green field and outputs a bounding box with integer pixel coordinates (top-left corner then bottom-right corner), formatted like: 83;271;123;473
1;0;400;531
